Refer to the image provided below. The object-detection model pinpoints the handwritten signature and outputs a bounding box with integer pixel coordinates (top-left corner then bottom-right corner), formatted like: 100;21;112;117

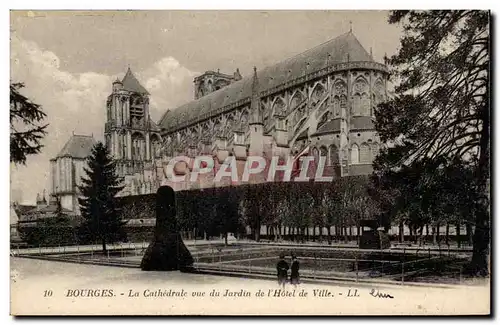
369;289;394;299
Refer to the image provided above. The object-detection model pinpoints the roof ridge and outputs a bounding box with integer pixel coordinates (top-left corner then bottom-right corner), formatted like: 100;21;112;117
160;30;380;132
280;31;353;64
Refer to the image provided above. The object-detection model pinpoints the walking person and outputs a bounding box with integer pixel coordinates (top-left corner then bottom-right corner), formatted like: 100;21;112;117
290;254;300;287
276;253;289;288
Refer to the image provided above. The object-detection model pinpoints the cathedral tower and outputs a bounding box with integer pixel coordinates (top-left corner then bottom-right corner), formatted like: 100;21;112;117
105;68;162;195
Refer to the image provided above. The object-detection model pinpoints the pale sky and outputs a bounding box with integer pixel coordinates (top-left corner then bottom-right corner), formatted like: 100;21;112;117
10;10;403;204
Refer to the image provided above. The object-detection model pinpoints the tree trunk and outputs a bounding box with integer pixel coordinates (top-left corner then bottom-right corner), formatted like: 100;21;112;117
224;232;228;246
436;223;440;246
319;226;323;242
419;226;424;246
456;223;461;248
327;226;331;245
468;95;490;276
466;224;473;246
102;237;107;254
344;225;348;243
445;223;450;246
399;222;404;243
312;226;316;242
432;225;437;245
306;226;310;242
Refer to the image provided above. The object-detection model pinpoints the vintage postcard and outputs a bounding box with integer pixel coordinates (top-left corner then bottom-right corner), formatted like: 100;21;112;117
9;10;491;316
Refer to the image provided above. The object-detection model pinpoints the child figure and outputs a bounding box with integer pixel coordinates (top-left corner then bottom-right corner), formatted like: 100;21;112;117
276;253;289;288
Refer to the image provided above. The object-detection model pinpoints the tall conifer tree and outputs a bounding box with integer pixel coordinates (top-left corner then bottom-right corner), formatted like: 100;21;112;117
78;142;125;253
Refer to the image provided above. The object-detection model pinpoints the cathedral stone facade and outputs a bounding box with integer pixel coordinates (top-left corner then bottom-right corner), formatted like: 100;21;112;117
157;31;388;190
49;31;388;212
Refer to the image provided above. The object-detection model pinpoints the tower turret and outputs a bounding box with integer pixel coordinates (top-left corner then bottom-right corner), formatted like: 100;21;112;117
112;78;123;92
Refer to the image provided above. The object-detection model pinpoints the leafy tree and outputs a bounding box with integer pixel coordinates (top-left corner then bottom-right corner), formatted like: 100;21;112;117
78;142;126;253
214;186;242;245
323;182;339;244
10;82;48;165
375;10;490;275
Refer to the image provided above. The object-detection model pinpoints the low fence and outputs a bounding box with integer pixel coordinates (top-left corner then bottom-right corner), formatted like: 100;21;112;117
11;241;470;286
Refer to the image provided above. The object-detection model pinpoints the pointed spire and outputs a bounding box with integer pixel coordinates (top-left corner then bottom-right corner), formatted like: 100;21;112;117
122;67;150;95
349;20;352;33
251;66;258;91
250;66;262;125
370;47;373;59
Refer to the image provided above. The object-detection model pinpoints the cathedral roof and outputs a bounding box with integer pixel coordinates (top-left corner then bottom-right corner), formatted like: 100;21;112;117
56;134;95;159
350;116;375;130
314;119;341;135
149;117;161;132
160;31;378;132
122;68;150;95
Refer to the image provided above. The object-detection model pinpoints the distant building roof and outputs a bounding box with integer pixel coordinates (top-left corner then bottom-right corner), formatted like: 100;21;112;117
122;68;150;95
160;31;382;132
13;204;36;216
24;203;72;215
56;134;95;159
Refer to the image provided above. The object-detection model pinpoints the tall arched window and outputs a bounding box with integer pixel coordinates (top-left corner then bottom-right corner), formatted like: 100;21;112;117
371;143;380;160
150;134;161;159
361;93;370;116
121;133;127;159
312;147;319;163
105;135;112;152
359;143;370;163
340;95;347;117
353;94;361;116
319;146;328;165
333;96;340;117
132;133;145;161
329;145;339;166
351;144;359;164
